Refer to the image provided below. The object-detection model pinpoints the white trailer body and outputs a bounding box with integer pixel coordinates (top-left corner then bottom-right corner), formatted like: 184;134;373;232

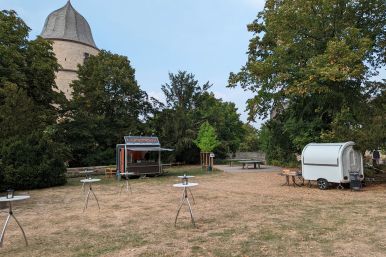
302;142;364;186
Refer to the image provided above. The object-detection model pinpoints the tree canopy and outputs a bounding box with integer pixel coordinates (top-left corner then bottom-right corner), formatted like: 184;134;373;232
230;0;386;159
194;122;220;152
58;50;150;166
150;71;245;163
0;10;67;190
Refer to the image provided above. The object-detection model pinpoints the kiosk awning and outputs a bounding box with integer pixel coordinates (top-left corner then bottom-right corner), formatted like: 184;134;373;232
125;147;173;152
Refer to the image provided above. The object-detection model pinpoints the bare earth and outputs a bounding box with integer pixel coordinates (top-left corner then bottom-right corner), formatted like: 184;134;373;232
1;166;386;257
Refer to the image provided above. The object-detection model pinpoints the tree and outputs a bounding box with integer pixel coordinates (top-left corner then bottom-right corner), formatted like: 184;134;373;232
150;71;245;163
0;10;29;88
162;71;211;110
0;131;67;190
229;0;386;160
238;124;260;152
194;122;220;152
195;92;245;156
149;71;211;163
59;50;150;166
0;10;67;190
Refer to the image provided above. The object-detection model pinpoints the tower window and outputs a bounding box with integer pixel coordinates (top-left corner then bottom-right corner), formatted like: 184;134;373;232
84;52;90;63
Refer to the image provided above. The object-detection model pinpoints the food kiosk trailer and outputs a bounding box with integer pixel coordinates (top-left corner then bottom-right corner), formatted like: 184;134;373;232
116;136;173;176
302;141;364;190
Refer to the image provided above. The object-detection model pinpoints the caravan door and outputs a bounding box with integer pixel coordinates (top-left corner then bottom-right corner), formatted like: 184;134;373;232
341;146;363;180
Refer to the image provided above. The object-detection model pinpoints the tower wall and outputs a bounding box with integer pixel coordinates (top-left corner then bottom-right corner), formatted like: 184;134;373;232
52;39;99;99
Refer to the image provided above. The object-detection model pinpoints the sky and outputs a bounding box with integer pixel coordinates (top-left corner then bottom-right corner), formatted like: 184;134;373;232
2;0;266;126
2;0;385;128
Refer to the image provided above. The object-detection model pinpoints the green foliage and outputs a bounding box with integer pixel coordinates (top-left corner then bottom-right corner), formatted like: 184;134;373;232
150;71;245;163
0;10;67;190
0;10;29;87
321;90;386;153
194;122;220;152
238;124;260;152
59;50;150;166
149;71;208;163
24;36;62;107
258;120;297;164
162;71;211;110
230;0;386;162
0;132;67;190
195;92;245;156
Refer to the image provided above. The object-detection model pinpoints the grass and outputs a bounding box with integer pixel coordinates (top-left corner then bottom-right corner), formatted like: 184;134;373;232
1;165;386;257
66;166;222;186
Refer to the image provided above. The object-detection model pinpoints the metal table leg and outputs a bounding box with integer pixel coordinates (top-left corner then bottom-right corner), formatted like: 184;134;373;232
120;176;132;194
0;202;28;247
187;188;195;204
174;187;196;227
83;184;100;212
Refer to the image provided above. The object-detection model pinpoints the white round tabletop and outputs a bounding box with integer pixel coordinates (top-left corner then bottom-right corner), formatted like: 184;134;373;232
177;175;195;179
0;195;30;202
80;178;101;183
173;183;198;188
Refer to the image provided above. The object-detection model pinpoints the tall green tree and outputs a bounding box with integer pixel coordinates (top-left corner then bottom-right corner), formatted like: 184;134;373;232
0;10;29;88
150;71;210;163
0;10;67;190
150;71;246;162
162;71;211;110
59;50;150;166
194;121;220;152
195;92;245;156
229;0;386;160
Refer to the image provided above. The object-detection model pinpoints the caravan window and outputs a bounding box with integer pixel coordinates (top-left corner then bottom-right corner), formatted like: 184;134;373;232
303;145;341;166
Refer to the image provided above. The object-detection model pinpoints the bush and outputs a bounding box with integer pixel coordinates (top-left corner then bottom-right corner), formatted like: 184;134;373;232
0;132;67;190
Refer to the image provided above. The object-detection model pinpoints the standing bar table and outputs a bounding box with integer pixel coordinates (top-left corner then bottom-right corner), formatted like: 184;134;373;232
173;182;198;227
0;195;30;247
80;178;101;212
177;175;196;204
119;172;134;194
80;169;95;193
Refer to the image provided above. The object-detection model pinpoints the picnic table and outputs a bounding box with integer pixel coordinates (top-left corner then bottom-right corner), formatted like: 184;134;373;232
225;159;251;167
239;160;264;169
279;169;309;187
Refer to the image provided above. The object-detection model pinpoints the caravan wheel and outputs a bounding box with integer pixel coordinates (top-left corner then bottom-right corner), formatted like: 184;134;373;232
317;179;329;190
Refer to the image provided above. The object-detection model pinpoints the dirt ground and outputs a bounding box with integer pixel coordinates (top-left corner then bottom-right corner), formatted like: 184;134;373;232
1;166;386;257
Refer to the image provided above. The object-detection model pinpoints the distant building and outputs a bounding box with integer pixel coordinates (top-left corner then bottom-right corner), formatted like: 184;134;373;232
40;1;99;99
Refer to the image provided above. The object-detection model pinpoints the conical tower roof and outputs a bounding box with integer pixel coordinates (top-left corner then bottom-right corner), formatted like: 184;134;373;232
41;1;97;49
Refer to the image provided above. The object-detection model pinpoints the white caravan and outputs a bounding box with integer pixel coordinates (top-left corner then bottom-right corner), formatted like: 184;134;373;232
301;142;364;190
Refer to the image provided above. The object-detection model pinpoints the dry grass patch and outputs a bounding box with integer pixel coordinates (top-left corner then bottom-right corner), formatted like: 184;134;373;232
1;166;386;256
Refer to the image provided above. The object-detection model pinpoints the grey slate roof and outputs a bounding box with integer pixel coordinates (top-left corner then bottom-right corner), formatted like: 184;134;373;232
41;1;97;48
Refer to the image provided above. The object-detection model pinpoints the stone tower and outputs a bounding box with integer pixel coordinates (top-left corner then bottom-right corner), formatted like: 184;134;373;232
41;1;99;99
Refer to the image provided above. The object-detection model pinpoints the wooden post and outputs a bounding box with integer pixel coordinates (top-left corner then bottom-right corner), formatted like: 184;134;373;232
158;150;161;173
